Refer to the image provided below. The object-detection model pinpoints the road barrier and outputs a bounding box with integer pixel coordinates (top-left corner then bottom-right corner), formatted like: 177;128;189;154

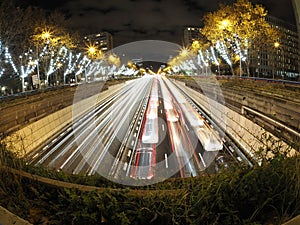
2;82;127;157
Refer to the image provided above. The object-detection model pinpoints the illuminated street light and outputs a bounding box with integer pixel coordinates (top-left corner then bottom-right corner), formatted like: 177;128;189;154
272;42;280;79
88;46;96;54
35;30;53;88
41;31;51;40
86;44;103;60
57;62;63;68
29;60;35;66
219;19;231;30
180;48;189;57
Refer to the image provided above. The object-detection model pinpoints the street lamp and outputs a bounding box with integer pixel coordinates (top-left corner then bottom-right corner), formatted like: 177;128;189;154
88;46;96;55
35;30;52;89
86;45;103;60
272;42;280;79
41;31;51;40
179;48;189;58
219;19;231;30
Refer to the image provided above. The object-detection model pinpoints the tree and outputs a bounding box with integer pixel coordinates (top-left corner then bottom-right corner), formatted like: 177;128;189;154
0;0;79;89
202;0;280;76
30;11;78;86
0;1;42;89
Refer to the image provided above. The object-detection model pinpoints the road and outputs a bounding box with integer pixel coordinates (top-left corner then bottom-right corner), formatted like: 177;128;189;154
26;75;252;184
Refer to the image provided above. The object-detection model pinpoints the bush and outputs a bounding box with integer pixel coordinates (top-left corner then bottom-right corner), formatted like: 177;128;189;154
0;143;299;224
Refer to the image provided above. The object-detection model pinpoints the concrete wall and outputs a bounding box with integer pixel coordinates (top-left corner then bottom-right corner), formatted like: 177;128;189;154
222;89;300;131
0;206;32;225
3;82;127;157
185;80;300;149
283;214;300;225
176;81;295;159
185;81;300;132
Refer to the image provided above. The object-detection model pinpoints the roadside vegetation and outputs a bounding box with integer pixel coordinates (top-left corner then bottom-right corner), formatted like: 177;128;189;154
0;141;299;225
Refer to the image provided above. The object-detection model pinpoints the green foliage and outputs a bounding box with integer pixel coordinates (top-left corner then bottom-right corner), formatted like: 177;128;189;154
0;137;299;224
201;0;281;76
255;132;293;165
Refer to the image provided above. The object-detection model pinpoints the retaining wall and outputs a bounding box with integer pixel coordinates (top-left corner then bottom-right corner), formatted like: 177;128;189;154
3;82;127;156
175;81;295;159
0;206;32;225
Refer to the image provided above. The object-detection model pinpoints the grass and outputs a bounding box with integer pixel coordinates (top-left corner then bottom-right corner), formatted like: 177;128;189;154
0;142;300;225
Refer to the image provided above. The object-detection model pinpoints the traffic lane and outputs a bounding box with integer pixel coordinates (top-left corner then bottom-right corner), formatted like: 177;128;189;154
87;77;153;175
40;78;146;172
110;91;150;180
28;82;133;165
155;79;180;179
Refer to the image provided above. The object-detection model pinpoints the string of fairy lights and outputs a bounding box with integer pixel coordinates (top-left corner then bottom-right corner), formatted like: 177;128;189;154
0;31;251;92
169;36;250;75
0;38;128;91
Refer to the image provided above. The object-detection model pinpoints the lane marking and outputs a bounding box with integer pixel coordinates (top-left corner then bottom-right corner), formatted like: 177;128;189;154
162;124;165;131
198;153;207;168
123;162;128;171
131;140;134;146
185;124;190;131
165;154;168;168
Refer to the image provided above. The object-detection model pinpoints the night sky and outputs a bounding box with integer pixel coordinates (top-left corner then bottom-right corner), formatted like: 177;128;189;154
12;0;296;46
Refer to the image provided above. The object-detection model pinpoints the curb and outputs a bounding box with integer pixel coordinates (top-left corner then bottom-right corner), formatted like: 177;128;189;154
0;206;32;225
282;215;300;225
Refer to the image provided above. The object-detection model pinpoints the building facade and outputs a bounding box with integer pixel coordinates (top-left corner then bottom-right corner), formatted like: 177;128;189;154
183;27;202;47
250;16;299;79
183;15;300;79
83;32;113;53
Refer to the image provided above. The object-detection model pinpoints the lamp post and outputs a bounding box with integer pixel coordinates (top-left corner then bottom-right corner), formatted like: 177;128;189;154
272;41;280;79
36;30;52;88
235;55;242;77
219;19;230;30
